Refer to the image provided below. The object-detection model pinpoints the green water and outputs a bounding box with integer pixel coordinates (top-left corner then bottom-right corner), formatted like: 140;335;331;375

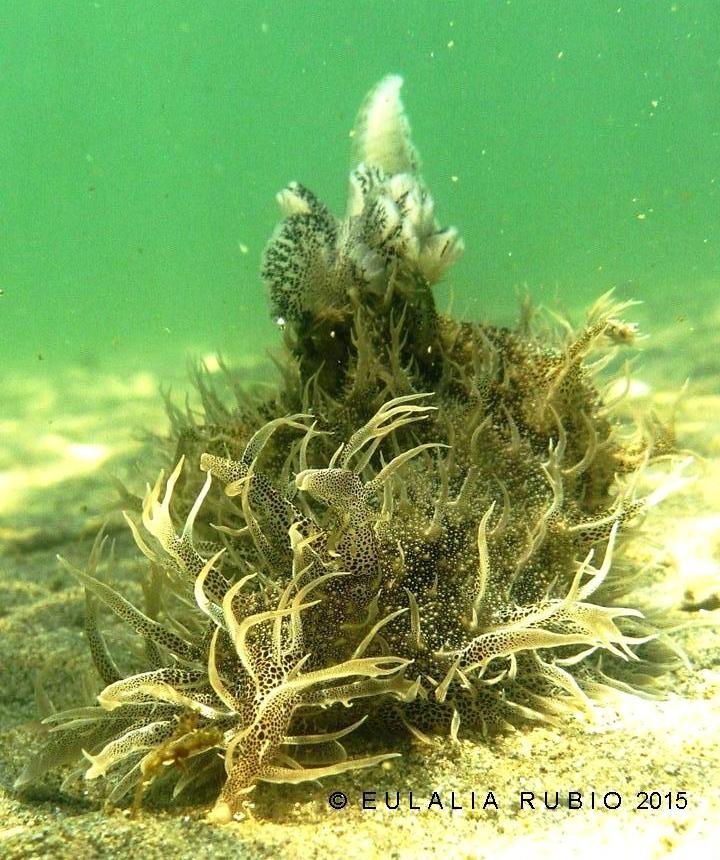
1;1;718;376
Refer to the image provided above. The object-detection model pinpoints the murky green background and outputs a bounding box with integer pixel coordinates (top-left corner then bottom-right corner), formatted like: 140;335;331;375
1;1;718;376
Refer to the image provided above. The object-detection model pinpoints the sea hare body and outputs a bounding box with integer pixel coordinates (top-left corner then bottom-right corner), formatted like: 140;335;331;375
18;76;687;823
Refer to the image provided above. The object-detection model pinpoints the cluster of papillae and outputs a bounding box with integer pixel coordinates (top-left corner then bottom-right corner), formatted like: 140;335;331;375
17;76;688;823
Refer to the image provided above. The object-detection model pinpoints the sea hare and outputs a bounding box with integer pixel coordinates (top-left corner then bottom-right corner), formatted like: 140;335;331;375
17;75;691;824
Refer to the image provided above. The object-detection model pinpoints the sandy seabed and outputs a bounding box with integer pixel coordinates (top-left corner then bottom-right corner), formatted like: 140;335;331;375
1;307;719;860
